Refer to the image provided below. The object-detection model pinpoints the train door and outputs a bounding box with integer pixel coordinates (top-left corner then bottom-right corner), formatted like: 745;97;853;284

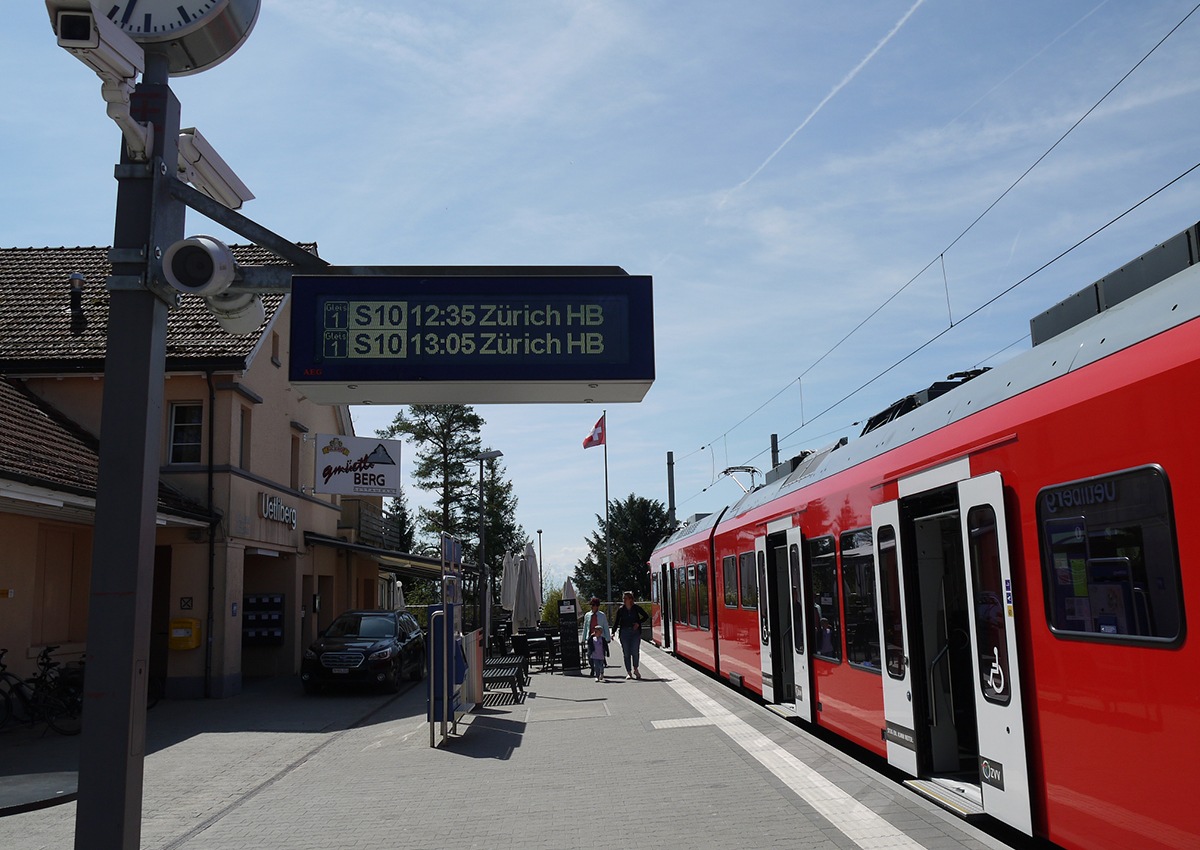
872;500;920;776
655;563;672;649
755;535;776;702
785;526;812;722
758;527;798;710
872;473;1032;835
957;473;1031;835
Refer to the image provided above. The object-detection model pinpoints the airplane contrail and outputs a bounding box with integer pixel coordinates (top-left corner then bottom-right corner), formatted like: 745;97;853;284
719;0;927;208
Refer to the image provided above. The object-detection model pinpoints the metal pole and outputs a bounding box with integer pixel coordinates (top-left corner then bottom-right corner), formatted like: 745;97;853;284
603;410;611;607
478;459;486;651
75;51;184;850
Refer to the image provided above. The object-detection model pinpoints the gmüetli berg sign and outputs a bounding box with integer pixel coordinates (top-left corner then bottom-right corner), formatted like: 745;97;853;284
314;434;402;496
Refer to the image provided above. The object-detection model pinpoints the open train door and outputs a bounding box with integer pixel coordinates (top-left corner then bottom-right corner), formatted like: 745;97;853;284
871;500;919;777
755;535;776;702
785;526;813;723
957;473;1033;836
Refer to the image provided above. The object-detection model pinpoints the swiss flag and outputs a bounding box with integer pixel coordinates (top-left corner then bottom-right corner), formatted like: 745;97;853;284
582;414;605;449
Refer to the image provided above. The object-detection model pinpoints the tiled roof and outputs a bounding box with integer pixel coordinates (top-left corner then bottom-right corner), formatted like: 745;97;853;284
0;243;316;372
0;376;212;520
0;377;100;496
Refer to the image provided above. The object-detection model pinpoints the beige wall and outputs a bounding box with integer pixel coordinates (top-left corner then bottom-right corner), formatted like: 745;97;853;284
2;302;375;697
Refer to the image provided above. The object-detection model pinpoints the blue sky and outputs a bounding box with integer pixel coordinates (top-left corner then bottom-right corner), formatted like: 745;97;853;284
6;1;1200;593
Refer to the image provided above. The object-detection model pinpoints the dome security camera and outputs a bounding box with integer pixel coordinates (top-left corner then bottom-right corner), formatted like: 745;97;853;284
162;235;237;297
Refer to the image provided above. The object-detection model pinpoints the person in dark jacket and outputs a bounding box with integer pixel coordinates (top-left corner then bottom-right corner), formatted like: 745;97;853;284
612;590;649;679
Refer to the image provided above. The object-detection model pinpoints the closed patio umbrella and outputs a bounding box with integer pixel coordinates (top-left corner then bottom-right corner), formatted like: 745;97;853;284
500;552;517;611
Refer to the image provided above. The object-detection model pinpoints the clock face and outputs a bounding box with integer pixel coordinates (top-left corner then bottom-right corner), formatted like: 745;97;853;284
104;0;261;75
107;1;223;38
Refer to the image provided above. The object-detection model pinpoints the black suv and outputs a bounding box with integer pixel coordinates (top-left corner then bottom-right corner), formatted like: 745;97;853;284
301;610;425;694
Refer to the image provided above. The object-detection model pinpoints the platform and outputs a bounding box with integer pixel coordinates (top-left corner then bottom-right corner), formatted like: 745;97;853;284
0;647;1016;849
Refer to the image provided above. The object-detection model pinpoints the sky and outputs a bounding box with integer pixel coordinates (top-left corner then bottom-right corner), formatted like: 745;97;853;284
6;1;1200;594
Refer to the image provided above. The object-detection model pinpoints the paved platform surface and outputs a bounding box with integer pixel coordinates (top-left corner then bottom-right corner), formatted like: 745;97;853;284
0;645;1021;850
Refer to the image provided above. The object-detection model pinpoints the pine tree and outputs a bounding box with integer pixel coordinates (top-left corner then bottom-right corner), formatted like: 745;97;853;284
572;494;675;602
377;404;484;544
463;454;528;601
382;486;416;553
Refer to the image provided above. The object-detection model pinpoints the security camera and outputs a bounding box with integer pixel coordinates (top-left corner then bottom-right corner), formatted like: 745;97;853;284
162;236;265;336
163;236;238;297
47;2;144;83
178;128;255;211
204;291;266;337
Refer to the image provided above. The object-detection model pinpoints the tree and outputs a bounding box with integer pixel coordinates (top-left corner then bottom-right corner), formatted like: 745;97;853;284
377;404;484;544
382;486;416;554
572;494;675;602
463;455;527;603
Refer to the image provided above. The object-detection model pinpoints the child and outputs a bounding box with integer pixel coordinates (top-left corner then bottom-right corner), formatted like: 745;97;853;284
587;623;608;681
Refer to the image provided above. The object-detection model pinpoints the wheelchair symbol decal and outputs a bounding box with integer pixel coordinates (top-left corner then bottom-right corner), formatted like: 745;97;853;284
988;646;1006;695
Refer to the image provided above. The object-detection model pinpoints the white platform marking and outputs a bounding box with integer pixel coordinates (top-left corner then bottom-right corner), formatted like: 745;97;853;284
640;653;926;850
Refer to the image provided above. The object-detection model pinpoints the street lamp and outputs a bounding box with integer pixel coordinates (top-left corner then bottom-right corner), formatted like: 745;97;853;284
475;449;503;651
536;529;543;595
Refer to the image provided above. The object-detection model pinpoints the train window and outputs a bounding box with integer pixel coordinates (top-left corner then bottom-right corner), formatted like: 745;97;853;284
877;526;906;679
697;563;710;630
687;565;698;627
966;506;1010;705
1038;466;1182;645
677;566;689;626
757;550;770;641
809;535;840;662
841;528;880;673
789;543;804;655
739;552;757;609
723;555;738;607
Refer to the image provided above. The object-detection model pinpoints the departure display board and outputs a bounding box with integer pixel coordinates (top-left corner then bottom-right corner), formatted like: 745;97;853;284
289;275;654;404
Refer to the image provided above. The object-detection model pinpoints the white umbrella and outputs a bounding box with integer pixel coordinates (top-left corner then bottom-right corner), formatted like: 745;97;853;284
511;552;541;631
561;577;577;602
524;542;543;616
500;552;517;611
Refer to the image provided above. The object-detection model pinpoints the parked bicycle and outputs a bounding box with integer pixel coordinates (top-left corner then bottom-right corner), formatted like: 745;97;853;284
0;646;84;736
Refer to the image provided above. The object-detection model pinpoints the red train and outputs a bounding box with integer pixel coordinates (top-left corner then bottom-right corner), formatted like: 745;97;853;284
649;224;1200;850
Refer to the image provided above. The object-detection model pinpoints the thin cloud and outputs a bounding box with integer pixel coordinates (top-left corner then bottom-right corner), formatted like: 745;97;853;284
718;0;927;208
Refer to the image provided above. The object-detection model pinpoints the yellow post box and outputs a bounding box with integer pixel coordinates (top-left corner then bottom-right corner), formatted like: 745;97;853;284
169;617;201;650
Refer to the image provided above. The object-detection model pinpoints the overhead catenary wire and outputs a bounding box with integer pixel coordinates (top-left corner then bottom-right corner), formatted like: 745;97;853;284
673;3;1200;501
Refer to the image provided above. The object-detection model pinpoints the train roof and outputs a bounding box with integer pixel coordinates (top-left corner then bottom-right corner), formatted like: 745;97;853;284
665;222;1200;540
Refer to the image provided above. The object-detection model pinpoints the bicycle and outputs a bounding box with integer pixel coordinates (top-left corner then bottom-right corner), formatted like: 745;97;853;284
0;646;84;736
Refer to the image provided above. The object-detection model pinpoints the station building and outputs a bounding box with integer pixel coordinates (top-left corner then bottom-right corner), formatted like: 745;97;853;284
0;244;439;698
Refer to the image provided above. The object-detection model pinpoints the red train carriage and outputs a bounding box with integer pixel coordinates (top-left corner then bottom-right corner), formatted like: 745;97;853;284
650;224;1200;850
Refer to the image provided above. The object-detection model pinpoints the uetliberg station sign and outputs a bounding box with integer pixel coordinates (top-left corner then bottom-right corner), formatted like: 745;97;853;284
289;274;654;404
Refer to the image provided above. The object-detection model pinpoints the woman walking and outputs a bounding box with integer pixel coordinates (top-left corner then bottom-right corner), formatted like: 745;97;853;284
612;590;649;679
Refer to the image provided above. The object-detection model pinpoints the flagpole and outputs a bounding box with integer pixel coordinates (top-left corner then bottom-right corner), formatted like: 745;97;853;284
603;409;611;607
602;410;611;607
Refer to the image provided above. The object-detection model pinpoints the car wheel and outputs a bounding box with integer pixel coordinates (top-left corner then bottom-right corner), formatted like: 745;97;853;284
383;663;402;694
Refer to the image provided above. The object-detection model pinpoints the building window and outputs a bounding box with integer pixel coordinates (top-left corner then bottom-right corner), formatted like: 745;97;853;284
168;402;203;464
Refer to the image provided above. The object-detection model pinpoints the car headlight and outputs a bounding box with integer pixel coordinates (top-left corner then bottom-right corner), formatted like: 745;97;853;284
303;648;317;660
368;647;393;661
